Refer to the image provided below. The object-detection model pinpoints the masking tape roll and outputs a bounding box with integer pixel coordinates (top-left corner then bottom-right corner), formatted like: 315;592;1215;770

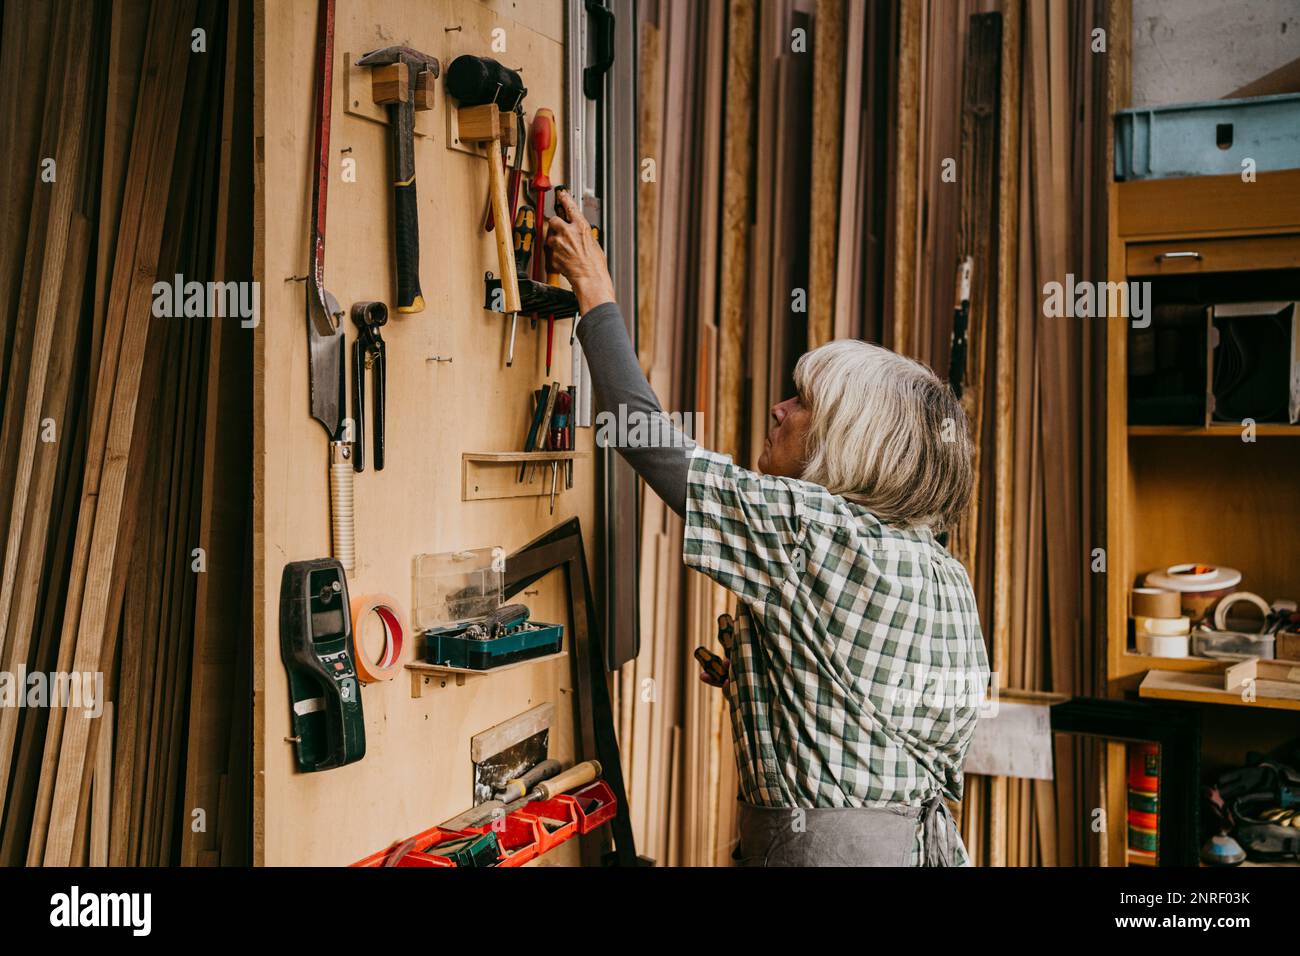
1131;587;1181;619
1136;632;1189;658
350;592;406;683
1135;615;1190;637
1214;591;1271;634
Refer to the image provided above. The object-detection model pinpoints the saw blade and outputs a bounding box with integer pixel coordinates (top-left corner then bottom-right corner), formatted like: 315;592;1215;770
308;291;345;439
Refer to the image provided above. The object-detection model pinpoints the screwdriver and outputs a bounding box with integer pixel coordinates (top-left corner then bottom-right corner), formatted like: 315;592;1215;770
529;109;558;373
508;202;536;366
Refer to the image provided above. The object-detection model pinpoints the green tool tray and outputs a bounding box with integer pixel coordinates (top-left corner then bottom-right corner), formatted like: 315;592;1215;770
422;621;564;670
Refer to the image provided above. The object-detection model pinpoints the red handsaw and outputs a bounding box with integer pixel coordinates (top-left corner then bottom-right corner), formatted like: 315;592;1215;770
305;0;353;570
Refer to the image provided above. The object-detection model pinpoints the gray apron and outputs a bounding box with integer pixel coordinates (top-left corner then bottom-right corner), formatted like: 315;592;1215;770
732;794;960;867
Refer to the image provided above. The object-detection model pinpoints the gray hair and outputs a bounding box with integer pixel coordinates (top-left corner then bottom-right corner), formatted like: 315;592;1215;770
793;340;973;530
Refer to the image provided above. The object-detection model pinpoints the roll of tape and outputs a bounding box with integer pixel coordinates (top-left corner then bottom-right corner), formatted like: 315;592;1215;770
350;592;406;683
1214;591;1271;634
1137;632;1189;658
1131;587;1181;619
1135;615;1190;637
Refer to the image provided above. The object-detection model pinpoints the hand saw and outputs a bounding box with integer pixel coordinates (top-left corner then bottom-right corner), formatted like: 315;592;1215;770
306;0;353;570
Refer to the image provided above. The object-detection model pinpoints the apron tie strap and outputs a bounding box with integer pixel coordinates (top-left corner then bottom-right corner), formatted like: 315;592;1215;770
921;793;957;867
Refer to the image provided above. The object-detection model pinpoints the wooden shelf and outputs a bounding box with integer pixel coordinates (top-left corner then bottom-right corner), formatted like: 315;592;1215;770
463;451;590;463
405;651;568;696
1139;669;1300;712
461;451;590;502
1129;424;1300;438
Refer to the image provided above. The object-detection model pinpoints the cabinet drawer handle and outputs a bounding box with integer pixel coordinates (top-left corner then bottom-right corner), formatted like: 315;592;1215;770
1154;251;1202;261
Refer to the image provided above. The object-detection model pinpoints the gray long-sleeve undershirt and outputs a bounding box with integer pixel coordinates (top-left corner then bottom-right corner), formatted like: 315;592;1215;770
575;301;690;517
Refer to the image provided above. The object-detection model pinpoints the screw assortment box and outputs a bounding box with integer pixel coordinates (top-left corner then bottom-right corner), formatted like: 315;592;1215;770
422;620;564;670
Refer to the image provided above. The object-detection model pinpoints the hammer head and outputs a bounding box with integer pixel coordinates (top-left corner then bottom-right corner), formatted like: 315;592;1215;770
357;46;440;76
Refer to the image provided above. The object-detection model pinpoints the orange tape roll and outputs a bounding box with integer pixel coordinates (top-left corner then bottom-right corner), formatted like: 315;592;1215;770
350;592;406;683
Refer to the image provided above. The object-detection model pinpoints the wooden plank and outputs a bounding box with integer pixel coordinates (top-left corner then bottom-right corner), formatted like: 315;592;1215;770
1140;670;1300;711
991;0;1021;698
636;21;663;376
470;702;554;761
38;0;199;864
89;702;114;866
716;0;754;461
91;0;151;384
0;0;87;669
181;0;242;867
831;0;865;342
0;212;90;815
0;0;56;430
807;0;843;350
886;0;922;355
744;0;776;466
949;13;1001;577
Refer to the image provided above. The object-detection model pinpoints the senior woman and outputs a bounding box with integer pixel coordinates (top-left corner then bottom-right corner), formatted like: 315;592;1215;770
546;190;990;867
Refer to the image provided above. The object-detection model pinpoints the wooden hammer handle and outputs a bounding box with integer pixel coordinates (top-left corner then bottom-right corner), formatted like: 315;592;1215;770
486;138;521;313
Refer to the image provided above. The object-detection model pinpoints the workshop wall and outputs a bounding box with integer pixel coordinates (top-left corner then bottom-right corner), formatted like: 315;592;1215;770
1130;0;1300;106
253;0;593;866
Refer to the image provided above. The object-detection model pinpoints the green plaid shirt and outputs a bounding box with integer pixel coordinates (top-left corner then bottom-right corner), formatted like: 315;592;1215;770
683;448;990;865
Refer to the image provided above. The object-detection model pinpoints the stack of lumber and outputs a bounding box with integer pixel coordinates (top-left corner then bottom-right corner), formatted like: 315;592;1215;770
623;0;883;867
0;0;252;866
626;0;1116;868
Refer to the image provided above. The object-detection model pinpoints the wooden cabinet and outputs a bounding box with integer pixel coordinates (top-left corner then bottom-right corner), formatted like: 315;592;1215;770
1104;169;1300;866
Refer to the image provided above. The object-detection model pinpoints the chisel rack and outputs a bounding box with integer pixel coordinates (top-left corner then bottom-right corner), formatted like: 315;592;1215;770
462;451;590;501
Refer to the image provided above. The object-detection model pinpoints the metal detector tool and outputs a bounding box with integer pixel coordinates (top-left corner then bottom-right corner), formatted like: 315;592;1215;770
279;558;366;772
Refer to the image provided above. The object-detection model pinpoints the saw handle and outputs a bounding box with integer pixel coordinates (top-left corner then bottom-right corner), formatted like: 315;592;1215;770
330;442;355;571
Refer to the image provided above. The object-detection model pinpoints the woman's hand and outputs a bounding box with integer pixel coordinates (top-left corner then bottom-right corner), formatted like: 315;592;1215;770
696;646;731;691
699;657;730;690
546;189;616;315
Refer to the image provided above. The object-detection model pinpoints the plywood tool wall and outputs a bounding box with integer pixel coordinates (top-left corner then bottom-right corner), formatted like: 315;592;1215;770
253;0;598;866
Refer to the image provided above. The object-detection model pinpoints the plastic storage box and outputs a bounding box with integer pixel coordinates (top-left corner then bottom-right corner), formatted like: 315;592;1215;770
1191;626;1275;660
422;620;563;670
1114;94;1300;181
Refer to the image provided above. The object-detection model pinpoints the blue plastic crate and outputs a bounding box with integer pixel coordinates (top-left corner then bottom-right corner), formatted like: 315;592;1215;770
1114;93;1300;181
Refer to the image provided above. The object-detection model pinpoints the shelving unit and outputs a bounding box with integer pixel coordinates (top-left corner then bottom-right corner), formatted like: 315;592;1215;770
1103;168;1300;865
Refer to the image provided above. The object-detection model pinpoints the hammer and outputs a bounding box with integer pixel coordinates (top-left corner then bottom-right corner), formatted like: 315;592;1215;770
356;46;440;314
447;56;527;360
